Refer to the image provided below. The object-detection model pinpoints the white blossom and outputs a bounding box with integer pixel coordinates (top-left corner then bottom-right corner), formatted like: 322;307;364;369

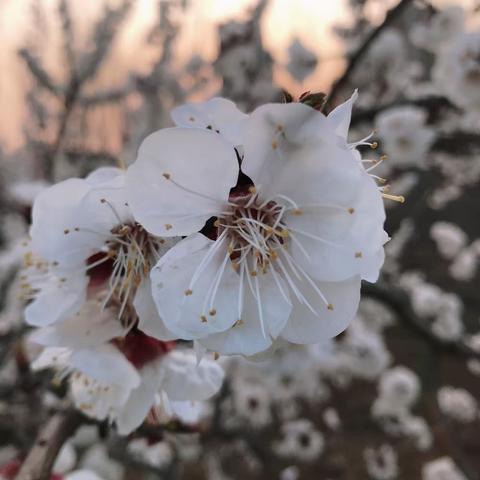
422;457;468;480
434;32;480;111
273;419;324;462
430;222;468;261
25;167;177;339
364;444;398;480
437;386;478;423
376;107;435;167
31;304;224;435
127;94;387;356
410;6;465;54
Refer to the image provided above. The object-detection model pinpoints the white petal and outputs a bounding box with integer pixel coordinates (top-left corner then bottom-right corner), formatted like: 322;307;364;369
281;275;361;344
31;347;72;371
169;400;203;425
134;278;177;341
126;128;238;237
70;375;130;422
150;234;238;339
241;102;337;189
30;304;125;348
288;171;386;282
64;469;106;480
30;179;100;268
85;167;125;185
30;172;131;270
115;363;163;435
25;274;88;327
71;344;140;389
327;89;358;142
161;350;224;401
199;268;292;356
171;97;247;146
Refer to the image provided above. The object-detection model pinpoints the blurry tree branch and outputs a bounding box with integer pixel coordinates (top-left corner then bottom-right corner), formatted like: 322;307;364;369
327;0;414;109
14;410;83;480
18;50;63;97
19;0;133;180
350;96;459;126
362;283;480;360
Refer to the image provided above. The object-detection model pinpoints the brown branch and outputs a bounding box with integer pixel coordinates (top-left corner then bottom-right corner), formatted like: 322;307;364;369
15;410;83;480
362;283;480;360
350;96;459;126
327;0;414;110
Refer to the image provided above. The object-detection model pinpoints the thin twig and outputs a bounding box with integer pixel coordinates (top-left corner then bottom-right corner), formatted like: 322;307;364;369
362;283;480;360
15;410;83;480
350;96;459;126
327;0;414;109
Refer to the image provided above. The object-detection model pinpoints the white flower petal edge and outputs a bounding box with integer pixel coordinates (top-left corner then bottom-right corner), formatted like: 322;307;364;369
161;350;225;401
30;168;131;270
171;97;248;146
126;128;239;237
29;301;127;349
327;89;358;143
134;277;178;341
281;275;361;344
24;272;88;327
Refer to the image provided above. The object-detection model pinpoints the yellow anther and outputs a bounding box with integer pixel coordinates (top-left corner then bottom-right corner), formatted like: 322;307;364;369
165;224;173;230
382;193;405;203
277;229;290;238
380;154;388;160
276;124;284;132
214;219;220;228
251;270;258;277
64;229;70;234
209;309;217;316
293;209;303;215
200;315;208;323
348;207;355;214
162;172;171;180
248;186;257;194
327;303;334;311
214;352;220;360
269;250;278;261
234;319;244;327
370;142;378;149
272;141;278;150
355;251;363;258
184;289;193;296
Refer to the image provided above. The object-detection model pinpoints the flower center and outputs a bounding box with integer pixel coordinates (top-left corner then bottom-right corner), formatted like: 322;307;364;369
85;222;166;326
216;187;289;275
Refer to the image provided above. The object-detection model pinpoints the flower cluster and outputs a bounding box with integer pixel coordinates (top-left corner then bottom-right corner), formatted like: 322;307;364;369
22;93;387;433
